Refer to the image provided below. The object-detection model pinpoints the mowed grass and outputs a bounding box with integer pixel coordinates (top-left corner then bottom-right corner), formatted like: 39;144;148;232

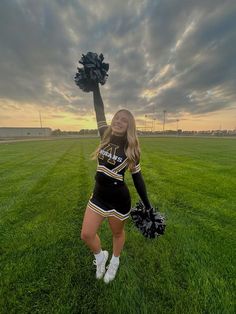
0;137;235;314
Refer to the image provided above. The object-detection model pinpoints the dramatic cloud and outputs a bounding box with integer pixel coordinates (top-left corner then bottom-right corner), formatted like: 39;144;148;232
0;0;235;127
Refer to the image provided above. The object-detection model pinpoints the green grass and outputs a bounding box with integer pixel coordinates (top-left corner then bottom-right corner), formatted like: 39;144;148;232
0;137;235;314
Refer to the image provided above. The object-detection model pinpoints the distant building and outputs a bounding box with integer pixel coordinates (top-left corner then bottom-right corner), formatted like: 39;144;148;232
0;127;52;138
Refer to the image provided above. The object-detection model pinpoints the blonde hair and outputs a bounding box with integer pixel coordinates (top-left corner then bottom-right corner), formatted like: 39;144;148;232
91;109;140;171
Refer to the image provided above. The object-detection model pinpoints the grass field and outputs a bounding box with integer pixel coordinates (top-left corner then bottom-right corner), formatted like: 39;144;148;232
0;137;235;314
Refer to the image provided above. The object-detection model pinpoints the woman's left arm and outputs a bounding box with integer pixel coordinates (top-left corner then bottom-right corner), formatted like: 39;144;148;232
131;166;152;209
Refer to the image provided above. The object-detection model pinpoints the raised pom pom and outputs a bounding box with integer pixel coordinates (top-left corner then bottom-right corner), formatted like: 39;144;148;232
74;52;109;92
130;200;166;239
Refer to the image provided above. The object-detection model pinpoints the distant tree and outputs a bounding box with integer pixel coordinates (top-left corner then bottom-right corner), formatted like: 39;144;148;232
52;129;62;136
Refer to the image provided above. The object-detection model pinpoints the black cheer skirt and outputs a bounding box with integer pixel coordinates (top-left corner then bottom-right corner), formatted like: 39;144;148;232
87;175;131;221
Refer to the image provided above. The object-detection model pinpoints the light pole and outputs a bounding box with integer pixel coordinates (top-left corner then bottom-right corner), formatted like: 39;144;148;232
145;115;148;132
39;111;42;128
176;119;179;132
163;110;166;133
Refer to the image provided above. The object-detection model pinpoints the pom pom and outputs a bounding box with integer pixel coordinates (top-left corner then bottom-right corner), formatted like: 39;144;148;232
130;200;166;239
74;52;109;92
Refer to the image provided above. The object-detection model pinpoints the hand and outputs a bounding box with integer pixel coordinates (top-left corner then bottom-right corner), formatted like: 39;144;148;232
91;81;99;91
145;203;153;210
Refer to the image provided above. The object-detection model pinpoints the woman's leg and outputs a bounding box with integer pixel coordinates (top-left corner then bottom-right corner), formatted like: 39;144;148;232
108;216;126;256
103;216;127;283
81;206;105;253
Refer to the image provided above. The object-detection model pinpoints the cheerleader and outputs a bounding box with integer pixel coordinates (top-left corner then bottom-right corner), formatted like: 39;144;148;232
80;83;152;284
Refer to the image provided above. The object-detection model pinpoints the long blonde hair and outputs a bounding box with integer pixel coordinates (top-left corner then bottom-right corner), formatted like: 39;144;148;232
91;109;140;171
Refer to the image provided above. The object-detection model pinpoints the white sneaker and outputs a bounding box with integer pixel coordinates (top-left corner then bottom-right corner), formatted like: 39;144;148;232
93;250;109;279
103;261;120;284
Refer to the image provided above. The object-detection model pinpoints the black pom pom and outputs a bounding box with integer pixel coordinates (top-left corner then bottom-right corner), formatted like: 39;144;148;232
74;52;109;92
130;200;166;239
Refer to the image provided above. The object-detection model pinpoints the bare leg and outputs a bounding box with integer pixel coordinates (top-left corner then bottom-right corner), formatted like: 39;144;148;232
81;206;105;253
108;216;126;256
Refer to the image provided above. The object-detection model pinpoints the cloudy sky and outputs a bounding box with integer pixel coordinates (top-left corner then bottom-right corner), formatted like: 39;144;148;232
0;0;236;131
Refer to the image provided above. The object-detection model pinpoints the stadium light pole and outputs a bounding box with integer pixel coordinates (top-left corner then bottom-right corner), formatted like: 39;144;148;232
176;119;179;131
163;110;166;134
153;103;156;133
39;111;42;128
145;114;148;132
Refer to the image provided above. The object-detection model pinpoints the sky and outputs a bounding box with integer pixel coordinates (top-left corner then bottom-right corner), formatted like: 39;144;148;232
0;0;236;131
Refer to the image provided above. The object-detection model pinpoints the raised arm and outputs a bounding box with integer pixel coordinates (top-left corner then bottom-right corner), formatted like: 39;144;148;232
131;162;152;209
93;84;108;139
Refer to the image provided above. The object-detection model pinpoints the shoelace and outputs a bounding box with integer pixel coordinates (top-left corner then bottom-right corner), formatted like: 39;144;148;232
93;259;105;273
106;262;119;276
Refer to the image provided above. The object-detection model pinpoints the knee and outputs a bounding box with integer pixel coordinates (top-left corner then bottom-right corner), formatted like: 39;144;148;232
81;230;95;242
112;229;125;238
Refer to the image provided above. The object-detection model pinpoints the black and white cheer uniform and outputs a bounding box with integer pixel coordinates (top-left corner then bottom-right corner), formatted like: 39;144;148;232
87;87;151;221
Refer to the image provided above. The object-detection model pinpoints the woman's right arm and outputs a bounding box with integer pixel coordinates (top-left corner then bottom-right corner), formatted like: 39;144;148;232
93;84;108;139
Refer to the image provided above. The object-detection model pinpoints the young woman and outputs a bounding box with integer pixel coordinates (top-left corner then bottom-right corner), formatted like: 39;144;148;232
81;84;152;284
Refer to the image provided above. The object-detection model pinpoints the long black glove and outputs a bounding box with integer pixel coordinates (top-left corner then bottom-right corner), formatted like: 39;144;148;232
132;171;151;209
93;85;108;139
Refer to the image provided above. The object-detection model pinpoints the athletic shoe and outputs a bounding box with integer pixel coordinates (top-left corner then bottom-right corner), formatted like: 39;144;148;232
93;250;109;279
103;261;120;283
